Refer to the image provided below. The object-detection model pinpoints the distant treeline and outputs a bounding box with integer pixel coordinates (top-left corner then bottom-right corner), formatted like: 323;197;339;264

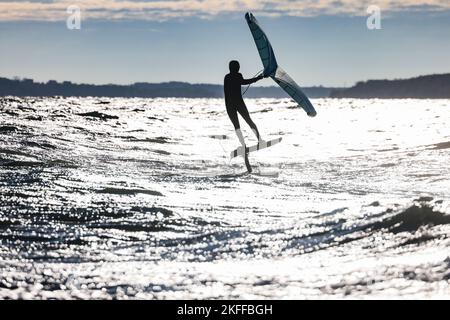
0;77;334;99
330;74;450;99
2;74;449;99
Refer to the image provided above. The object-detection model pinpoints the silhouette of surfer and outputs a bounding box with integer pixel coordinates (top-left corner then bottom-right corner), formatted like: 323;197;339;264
224;60;265;173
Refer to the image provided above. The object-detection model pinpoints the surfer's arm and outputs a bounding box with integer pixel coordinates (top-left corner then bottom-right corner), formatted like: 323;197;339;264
240;74;263;85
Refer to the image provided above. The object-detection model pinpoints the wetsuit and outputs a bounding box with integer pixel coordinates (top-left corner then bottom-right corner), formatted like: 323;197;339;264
224;72;262;138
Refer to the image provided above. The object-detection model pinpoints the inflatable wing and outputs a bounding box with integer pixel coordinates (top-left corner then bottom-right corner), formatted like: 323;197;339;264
245;12;317;117
244;12;278;76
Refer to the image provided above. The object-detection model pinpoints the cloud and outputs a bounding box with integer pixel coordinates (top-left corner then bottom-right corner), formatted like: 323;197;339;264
0;0;449;22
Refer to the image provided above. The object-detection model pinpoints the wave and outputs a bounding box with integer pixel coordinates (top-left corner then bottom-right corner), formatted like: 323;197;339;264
431;141;450;150
0;148;36;157
4;110;19;117
365;203;450;234
95;187;163;196
87;221;171;233
0;160;47;167
147;116;165;122
77;111;118;120
1;97;22;104
130;206;173;217
126;136;171;144
25;115;44;121
0;158;76;168
22;141;57;150
0;126;20;133
151;149;170;155
276;201;450;257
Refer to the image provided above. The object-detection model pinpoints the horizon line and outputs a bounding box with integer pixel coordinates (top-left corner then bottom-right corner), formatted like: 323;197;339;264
3;72;450;89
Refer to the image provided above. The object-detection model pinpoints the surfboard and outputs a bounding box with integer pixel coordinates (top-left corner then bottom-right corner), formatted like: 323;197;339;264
230;137;282;159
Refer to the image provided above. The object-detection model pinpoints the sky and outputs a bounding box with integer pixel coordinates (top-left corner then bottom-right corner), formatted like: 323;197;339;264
1;0;450;87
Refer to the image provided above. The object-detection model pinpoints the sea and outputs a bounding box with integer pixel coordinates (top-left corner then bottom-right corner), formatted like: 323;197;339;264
0;96;449;299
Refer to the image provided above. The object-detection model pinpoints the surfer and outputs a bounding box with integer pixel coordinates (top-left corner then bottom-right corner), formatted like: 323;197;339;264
224;60;265;173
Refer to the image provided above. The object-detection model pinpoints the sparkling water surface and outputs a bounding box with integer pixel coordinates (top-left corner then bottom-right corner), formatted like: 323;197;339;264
0;97;449;299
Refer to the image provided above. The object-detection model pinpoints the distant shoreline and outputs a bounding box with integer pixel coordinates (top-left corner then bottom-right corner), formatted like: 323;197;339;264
330;73;450;99
1;73;449;99
0;77;336;99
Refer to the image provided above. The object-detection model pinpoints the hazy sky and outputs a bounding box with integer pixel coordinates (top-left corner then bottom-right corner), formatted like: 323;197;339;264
1;0;450;87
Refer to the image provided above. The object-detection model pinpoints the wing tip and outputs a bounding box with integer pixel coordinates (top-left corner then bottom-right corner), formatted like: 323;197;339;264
245;12;254;23
307;110;317;117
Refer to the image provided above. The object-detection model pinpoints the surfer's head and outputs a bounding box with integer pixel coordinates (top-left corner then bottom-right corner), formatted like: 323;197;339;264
229;60;240;73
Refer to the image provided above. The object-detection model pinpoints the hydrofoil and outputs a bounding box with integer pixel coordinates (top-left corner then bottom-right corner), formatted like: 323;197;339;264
230;137;282;159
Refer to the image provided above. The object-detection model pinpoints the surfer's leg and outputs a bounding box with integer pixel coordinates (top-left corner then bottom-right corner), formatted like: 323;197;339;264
237;104;262;142
226;105;246;147
227;105;251;172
